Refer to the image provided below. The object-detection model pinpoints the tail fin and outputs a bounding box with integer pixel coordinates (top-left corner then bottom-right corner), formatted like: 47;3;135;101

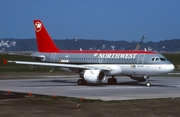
33;20;60;52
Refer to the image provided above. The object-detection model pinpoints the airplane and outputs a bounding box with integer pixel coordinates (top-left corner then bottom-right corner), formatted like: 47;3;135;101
4;20;174;87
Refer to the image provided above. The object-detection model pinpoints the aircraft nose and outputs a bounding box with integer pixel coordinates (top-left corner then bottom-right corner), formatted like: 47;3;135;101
168;64;175;72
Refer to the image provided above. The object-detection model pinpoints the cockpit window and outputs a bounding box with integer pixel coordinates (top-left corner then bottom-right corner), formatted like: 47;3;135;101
151;57;166;62
160;58;166;61
155;57;160;61
151;58;155;61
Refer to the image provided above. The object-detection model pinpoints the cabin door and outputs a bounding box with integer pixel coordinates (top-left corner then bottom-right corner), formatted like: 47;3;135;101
137;54;145;67
99;57;103;63
50;53;57;63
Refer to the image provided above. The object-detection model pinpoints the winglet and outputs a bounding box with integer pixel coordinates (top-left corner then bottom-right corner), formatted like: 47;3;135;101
2;58;7;65
34;20;60;52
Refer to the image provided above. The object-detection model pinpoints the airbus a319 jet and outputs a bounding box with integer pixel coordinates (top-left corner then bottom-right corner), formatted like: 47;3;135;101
6;20;174;87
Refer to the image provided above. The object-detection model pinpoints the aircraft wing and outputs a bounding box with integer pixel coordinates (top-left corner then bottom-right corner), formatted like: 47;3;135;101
7;60;111;71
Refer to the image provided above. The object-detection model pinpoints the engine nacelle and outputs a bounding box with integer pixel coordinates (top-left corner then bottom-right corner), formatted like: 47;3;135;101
81;70;106;83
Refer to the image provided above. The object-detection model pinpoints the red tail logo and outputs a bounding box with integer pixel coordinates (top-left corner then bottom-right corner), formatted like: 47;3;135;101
33;20;60;52
34;21;42;32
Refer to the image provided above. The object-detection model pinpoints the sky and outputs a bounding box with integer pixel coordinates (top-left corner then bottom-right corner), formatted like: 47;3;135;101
0;0;180;42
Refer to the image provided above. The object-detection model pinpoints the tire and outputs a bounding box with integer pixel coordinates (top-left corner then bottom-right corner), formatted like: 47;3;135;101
146;82;151;87
108;78;117;85
112;78;117;84
108;78;112;85
78;79;83;85
78;79;87;85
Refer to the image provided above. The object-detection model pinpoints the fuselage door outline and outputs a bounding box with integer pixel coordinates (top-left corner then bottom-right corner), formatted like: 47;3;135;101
99;54;103;63
137;54;145;67
50;53;57;63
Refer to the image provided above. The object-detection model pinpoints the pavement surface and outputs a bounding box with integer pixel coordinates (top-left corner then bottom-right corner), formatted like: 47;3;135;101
0;75;180;100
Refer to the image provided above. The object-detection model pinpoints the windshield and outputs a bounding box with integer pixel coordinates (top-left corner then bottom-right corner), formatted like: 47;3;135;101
151;57;166;62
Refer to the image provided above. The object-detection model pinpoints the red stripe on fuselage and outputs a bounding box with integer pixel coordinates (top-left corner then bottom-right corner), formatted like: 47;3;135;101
52;50;157;54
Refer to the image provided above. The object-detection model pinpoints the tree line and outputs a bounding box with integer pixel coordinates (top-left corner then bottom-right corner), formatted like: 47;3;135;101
1;38;180;52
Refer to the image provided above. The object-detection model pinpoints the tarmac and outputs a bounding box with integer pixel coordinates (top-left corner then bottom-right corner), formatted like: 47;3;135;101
0;75;180;100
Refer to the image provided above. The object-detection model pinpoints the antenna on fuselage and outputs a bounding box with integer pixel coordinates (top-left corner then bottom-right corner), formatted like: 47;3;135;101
134;35;146;50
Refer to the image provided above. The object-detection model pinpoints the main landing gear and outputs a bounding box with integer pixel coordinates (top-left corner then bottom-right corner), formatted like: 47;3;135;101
77;79;87;85
108;76;117;85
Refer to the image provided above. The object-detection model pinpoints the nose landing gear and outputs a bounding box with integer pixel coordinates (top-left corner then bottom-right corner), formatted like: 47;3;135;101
143;76;151;87
146;82;151;87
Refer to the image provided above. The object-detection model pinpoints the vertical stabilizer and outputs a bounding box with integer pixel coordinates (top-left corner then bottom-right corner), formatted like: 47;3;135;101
34;20;60;52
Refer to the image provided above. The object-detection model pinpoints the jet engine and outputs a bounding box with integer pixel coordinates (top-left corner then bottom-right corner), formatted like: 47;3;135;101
80;70;106;83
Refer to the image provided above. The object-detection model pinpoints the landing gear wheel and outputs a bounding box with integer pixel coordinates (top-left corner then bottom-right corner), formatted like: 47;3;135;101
113;78;117;84
146;82;151;87
144;75;151;87
108;78;117;85
78;79;82;85
78;79;87;85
